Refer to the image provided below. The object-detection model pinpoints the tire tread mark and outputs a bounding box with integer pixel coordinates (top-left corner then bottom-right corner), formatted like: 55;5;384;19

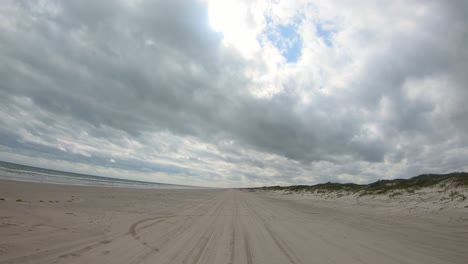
228;229;236;264
129;215;198;264
243;233;254;264
244;193;301;264
128;216;173;239
188;197;226;264
174;194;226;264
131;193;224;264
58;239;112;259
191;236;211;264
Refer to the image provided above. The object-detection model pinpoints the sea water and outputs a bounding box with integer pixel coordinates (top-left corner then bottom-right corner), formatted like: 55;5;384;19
0;161;196;189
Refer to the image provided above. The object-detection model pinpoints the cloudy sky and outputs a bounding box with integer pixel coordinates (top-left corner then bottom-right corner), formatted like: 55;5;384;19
1;0;467;187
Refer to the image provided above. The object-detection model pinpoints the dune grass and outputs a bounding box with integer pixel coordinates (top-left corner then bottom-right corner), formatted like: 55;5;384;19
250;172;468;194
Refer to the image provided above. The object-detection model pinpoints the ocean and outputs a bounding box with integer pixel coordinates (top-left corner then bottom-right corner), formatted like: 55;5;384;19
0;160;196;189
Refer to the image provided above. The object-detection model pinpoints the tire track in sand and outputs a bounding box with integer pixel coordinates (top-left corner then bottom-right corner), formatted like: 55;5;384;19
243;233;254;264
130;192;226;264
241;192;301;264
58;239;113;259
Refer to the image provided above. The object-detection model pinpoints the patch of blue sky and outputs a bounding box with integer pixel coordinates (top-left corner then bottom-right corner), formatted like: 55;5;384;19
263;16;303;63
316;22;335;47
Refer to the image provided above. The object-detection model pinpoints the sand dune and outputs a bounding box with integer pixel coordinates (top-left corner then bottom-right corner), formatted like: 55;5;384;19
1;179;467;264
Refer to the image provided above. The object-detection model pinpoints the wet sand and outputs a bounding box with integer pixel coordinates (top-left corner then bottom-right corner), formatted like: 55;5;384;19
1;179;467;264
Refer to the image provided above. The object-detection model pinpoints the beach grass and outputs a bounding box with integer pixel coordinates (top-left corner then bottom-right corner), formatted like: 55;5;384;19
251;172;468;194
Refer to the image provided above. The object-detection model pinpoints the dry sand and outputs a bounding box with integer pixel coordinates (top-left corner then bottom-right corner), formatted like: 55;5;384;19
1;179;467;264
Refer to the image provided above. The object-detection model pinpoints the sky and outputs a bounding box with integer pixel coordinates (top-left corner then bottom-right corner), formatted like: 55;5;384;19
1;0;468;188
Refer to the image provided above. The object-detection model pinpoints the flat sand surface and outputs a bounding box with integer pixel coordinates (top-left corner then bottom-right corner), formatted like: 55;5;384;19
1;180;467;264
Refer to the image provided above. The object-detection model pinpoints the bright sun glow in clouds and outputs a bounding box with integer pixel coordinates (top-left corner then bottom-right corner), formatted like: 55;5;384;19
208;0;260;57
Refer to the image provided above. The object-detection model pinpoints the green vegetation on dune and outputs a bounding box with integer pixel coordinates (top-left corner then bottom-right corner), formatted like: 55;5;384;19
250;172;468;194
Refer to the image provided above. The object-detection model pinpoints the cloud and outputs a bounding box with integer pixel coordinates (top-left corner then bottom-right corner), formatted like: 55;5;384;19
0;0;467;187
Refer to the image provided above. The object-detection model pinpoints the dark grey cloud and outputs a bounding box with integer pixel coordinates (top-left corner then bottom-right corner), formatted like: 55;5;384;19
0;0;467;187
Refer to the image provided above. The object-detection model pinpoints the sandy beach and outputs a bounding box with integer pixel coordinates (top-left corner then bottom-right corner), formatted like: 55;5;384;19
1;179;467;264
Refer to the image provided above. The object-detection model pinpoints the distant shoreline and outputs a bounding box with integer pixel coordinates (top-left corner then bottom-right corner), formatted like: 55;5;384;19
0;160;201;190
